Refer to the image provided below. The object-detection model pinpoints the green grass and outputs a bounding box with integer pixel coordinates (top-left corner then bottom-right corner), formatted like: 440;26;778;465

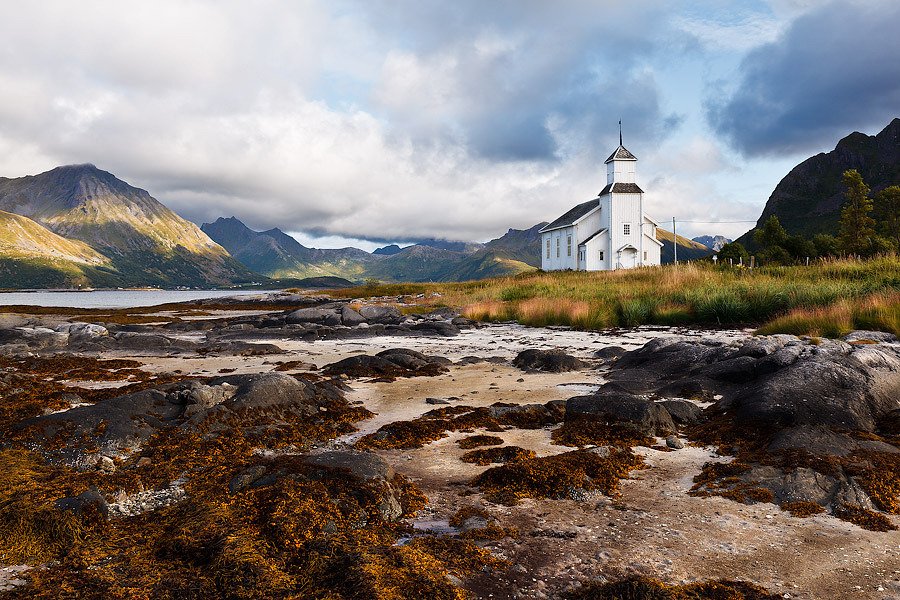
329;256;900;337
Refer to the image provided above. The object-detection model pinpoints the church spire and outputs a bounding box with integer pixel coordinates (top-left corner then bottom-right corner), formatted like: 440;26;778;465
619;120;622;146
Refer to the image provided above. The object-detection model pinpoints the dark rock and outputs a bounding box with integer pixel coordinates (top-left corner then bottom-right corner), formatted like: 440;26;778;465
285;307;340;325
594;346;626;361
54;487;109;520
566;392;676;437
358;305;402;324
659;399;703;425
304;451;394;481
665;436;685;449
228;465;268;493
426;397;450;405
513;349;586;373
323;350;449;379
341;305;367;326
700;355;759;383
488;401;565;428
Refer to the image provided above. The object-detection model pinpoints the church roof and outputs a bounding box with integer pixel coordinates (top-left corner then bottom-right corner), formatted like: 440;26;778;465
539;199;599;233
599;182;644;195
604;145;637;163
578;228;607;246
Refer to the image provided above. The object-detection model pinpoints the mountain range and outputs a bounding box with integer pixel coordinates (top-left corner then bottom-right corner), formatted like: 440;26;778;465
0;165;254;288
692;235;731;251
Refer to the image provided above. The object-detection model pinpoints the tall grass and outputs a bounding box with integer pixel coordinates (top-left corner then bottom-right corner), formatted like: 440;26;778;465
330;256;900;337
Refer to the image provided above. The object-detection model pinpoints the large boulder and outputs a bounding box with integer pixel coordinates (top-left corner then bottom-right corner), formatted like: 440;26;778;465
513;349;586;373
323;349;449;379
566;392;676;437
285;307;340;325
357;305;402;324
341;305;367;326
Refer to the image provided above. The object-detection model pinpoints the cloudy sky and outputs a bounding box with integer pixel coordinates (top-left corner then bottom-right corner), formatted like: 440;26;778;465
1;0;898;249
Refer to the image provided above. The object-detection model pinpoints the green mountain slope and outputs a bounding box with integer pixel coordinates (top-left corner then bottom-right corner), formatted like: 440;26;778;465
0;165;255;287
737;118;900;245
656;228;714;263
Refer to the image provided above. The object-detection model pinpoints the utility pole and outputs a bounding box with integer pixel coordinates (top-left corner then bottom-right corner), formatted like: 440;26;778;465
672;217;677;265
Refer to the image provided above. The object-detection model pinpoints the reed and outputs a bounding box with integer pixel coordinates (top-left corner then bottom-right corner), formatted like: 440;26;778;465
334;256;900;337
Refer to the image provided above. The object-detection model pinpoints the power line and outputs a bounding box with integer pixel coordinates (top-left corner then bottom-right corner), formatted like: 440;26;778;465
673;220;757;224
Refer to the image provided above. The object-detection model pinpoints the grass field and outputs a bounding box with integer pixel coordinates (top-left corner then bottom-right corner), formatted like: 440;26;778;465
331;257;900;337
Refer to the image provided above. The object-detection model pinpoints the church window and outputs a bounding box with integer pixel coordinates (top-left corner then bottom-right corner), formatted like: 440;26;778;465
556;237;560;257
598;251;604;261
643;251;648;261
546;239;550;258
623;223;631;235
567;235;572;256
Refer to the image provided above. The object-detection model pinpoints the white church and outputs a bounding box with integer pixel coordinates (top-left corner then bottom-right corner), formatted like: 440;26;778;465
540;131;661;271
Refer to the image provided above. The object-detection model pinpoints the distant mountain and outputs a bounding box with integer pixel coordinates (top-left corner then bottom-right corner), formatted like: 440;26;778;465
201;217;374;280
657;229;714;263
373;244;403;256
0;165;254;287
738;118;900;245
692;235;731;251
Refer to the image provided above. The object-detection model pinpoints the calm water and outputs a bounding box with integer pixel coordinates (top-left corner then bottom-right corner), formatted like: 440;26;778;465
0;289;270;309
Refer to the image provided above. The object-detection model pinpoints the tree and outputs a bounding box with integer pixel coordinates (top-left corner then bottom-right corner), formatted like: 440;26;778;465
783;234;816;260
874;185;900;249
812;234;841;257
838;169;876;255
753;215;788;249
753;215;792;264
717;241;749;265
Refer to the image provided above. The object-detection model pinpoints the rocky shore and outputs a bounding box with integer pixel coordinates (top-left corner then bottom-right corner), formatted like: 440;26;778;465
0;293;897;599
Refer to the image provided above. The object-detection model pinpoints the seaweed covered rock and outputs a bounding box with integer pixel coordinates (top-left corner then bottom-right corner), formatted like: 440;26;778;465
611;333;900;528
513;349;586;373
322;349;450;379
17;372;343;467
566;392;676;438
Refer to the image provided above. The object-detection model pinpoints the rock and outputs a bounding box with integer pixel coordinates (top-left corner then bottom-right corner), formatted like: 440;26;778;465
341;305;367;326
285;307;339;325
54;487;109;520
426;397;450;405
323;350;449;379
665;436;685;449
488;401;566;428
304;450;395;482
98;455;116;472
845;330;898;343
228;465;269;493
659;399;703;425
358;305;402;324
594;346;626;361
61;322;109;344
223;372;321;413
700;355;759;383
566;392;676;437
513;349;586;373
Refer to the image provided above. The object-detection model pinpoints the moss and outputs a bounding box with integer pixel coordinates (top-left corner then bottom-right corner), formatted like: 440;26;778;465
457;435;504;449
565;576;782;599
781;501;825;518
833;505;897;532
472;449;645;506
689;462;774;505
552;417;654;448
460;446;536;466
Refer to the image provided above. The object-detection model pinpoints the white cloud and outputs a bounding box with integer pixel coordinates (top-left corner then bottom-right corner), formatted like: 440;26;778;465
0;0;860;246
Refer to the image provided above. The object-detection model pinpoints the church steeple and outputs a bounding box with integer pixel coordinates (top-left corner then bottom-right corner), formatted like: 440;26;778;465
605;122;637;185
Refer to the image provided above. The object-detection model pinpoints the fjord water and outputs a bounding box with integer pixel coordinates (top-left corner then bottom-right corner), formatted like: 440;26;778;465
0;289;266;309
